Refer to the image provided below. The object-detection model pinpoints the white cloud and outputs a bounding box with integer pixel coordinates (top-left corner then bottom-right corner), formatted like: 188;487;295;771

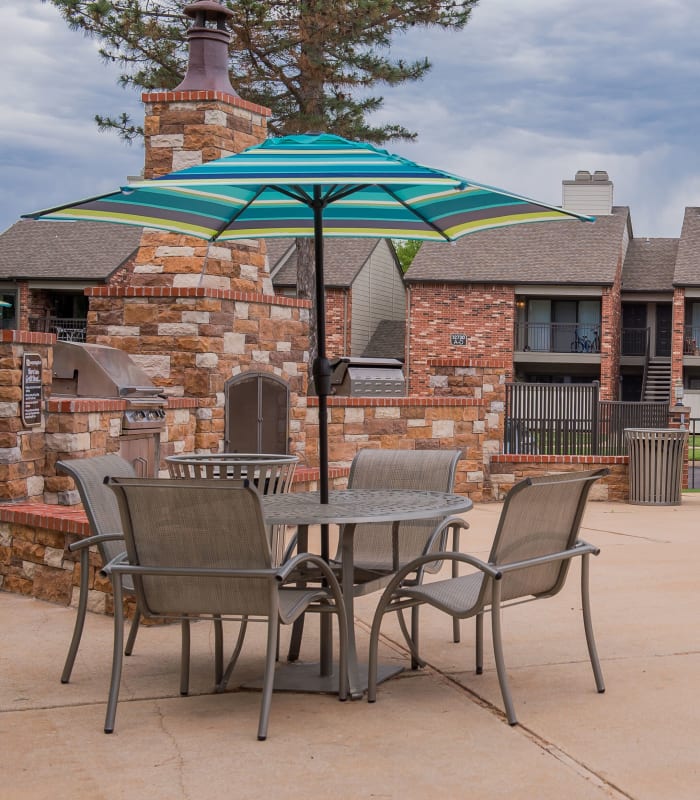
3;0;700;237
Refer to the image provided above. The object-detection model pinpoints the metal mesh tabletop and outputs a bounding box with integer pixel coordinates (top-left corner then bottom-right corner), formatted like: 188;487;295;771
262;489;471;526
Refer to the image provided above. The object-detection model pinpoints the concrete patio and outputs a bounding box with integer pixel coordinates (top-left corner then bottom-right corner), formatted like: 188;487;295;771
1;493;699;799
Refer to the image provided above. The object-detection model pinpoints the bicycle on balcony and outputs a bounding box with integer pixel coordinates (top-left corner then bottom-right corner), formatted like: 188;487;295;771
571;329;600;353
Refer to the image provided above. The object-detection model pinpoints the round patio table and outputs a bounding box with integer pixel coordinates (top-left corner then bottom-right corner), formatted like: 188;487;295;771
261;488;473;698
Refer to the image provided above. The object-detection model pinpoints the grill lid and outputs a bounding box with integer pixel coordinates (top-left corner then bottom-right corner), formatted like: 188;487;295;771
52;341;165;399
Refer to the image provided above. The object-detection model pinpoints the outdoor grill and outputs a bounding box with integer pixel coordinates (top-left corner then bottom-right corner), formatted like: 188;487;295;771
52;341;167;425
328;357;405;397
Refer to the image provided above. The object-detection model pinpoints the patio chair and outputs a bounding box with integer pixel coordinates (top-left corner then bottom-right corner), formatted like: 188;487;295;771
288;448;468;664
368;468;608;725
56;454;141;684
103;477;348;740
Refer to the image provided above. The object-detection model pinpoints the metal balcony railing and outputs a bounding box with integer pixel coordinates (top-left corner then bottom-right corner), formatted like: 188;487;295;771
683;326;700;355
621;327;650;357
28;316;87;342
514;322;601;354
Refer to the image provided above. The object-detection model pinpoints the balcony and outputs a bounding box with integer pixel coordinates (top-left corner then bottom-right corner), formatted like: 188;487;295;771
621;327;649;357
28;316;86;342
514;322;601;355
684;326;700;359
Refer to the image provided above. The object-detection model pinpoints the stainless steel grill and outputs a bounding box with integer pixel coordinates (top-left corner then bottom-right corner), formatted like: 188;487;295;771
329;357;405;397
52;341;167;430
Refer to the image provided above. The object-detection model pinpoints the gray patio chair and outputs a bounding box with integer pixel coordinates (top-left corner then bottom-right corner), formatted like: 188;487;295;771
56;454;141;684
288;448;468;664
368;468;609;726
103;477;348;740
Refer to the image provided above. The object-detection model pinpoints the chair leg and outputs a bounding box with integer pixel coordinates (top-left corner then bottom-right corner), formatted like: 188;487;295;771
410;606;421;670
124;607;140;657
214;616;223;686
257;617;280;741
475;612;484;674
581;554;605;693
452;523;462;643
61;547;90;684
217;618;249;693
396;608;426;669
287;615;304;662
104;576;125;734
490;581;517;725
180;618;191;696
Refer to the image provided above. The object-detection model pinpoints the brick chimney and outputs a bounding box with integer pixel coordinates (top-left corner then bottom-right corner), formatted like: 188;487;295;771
562;170;614;216
135;0;272;292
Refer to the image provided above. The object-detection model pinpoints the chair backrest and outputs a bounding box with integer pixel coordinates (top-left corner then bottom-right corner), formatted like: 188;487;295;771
57;454;137;565
107;477;275;618
487;468;607;603
344;449;462;568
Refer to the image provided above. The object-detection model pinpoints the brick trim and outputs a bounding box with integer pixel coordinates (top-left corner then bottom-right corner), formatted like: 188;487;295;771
85;286;310;309
0;330;54;345
142;90;271;117
0;503;90;535
491;454;628;465
428;357;511;369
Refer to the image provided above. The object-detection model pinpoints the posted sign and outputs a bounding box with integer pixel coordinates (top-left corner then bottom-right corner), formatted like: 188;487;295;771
22;353;43;427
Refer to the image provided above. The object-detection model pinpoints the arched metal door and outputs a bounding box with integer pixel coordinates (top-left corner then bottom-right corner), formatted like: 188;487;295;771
224;372;290;453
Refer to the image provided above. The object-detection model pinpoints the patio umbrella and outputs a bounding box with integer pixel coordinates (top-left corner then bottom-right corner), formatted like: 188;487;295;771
24;132;593;504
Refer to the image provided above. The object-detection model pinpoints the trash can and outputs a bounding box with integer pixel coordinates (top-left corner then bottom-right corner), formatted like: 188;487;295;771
625;428;688;506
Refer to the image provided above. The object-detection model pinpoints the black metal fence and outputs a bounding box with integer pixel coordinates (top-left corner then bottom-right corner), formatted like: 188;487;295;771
505;382;669;456
688;417;699;489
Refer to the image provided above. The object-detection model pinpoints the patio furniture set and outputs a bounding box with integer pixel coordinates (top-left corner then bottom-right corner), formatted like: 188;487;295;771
56;451;607;740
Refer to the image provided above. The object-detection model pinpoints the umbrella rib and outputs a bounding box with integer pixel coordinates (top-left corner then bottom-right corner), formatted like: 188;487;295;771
210;185;268;238
380;185;452;241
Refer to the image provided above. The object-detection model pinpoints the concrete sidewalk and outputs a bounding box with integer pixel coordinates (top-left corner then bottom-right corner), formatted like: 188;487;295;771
1;495;699;799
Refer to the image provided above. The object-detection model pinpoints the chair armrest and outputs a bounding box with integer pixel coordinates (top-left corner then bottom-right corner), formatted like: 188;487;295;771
378;551;502;603
69;532;124;553
497;541;600;575
422;516;470;555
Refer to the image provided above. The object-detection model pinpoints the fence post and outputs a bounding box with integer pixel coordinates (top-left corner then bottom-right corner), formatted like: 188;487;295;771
591;381;600;454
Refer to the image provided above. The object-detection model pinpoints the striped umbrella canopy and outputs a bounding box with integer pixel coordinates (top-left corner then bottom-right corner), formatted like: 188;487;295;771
25;132;593;502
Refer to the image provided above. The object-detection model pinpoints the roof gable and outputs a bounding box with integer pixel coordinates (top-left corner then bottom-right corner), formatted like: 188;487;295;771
270;238;393;287
0;220;143;281
622;238;677;292
405;207;630;285
674;207;700;286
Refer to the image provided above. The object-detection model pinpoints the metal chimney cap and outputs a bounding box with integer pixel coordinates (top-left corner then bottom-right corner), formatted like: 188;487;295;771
184;1;234;24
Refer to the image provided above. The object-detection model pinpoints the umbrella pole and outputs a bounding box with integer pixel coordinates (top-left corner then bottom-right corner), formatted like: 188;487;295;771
312;189;334;678
312;189;331;508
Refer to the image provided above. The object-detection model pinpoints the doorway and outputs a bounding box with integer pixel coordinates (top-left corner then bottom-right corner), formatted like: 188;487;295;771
225;372;290;453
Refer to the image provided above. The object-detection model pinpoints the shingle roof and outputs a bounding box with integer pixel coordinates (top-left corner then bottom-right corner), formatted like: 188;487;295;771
271;237;383;287
0;220;143;281
622;238;677;292
361;319;405;360
673;207;700;286
405;207;630;285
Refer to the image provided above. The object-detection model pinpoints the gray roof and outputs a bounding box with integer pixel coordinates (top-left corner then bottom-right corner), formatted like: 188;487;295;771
362;319;405;360
0;220;143;281
622;238;677;292
674;207;700;286
271;238;384;287
405;207;630;285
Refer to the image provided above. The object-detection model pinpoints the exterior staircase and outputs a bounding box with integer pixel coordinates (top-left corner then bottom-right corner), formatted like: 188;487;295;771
643;357;672;402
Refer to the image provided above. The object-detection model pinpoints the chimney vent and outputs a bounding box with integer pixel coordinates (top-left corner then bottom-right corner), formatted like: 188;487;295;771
562;170;613;216
174;1;238;95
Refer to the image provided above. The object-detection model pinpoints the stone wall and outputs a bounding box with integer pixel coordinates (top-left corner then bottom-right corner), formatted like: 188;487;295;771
0;331;54;502
489;454;629;501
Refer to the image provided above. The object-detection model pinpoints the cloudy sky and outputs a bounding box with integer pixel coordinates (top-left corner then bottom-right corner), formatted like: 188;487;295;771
2;0;700;237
